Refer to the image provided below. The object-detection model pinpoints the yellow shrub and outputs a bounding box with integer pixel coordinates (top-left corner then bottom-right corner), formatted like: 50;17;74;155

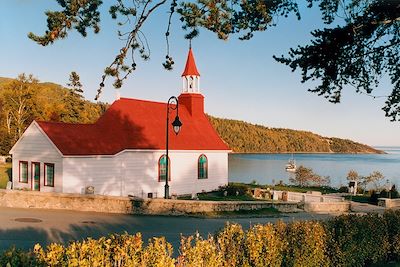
284;221;330;267
141;237;175;267
177;234;223;267
245;223;285;267
216;223;248;267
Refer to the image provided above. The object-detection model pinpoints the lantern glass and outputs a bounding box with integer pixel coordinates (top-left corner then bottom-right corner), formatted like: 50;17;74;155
172;116;182;135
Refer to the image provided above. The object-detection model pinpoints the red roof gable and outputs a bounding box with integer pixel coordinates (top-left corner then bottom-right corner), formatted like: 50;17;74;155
181;48;200;77
37;97;229;155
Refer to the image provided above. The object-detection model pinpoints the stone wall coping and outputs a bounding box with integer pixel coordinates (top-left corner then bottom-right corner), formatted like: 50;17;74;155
274;190;342;198
378;198;400;208
0;189;298;214
1;189;294;205
305;201;350;206
134;198;294;205
1;189;130;201
303;201;350;213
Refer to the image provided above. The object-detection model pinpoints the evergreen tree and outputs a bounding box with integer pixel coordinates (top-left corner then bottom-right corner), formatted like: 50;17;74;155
29;1;400;120
61;71;85;122
67;71;84;97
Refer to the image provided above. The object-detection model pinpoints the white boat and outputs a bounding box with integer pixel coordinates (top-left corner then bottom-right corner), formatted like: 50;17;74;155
285;156;296;172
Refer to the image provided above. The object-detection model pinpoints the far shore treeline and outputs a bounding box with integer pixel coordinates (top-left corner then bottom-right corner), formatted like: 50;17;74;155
0;75;382;155
208;116;383;154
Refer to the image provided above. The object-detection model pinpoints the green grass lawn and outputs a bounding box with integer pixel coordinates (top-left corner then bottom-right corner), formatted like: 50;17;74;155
179;191;258;201
178;182;340;202
0;163;11;189
232;182;340;194
272;184;339;194
193;207;281;218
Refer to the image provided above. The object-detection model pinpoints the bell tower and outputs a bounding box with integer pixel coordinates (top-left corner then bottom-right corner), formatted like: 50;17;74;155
181;48;200;93
179;48;204;116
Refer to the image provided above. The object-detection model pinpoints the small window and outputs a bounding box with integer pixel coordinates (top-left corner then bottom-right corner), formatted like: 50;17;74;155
19;161;28;183
44;163;55;187
158;155;171;182
198;154;208;179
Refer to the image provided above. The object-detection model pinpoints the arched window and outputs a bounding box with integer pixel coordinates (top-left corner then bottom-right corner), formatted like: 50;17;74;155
198;154;208;179
158;155;171;182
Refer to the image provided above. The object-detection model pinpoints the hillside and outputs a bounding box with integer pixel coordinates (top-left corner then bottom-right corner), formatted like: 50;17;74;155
0;76;382;154
0;76;107;154
207;116;384;154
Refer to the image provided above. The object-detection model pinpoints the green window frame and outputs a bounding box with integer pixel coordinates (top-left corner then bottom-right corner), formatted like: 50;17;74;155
198;154;208;179
44;163;55;187
19;161;28;183
158;155;171;182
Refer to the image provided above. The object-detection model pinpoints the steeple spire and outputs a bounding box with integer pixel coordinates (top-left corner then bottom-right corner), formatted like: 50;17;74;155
181;48;200;93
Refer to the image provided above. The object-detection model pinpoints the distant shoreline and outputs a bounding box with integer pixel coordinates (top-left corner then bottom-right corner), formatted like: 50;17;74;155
230;151;387;155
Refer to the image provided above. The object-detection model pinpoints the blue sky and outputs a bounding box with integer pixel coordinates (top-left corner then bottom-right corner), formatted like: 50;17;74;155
1;1;399;146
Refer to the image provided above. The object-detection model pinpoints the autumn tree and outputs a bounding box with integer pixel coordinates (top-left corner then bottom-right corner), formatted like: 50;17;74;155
290;165;330;187
346;170;360;182
30;1;400;120
0;74;107;153
347;169;385;192
366;170;385;191
0;74;38;140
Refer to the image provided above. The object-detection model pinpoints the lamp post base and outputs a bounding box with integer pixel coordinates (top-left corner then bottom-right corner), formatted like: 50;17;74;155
164;184;169;199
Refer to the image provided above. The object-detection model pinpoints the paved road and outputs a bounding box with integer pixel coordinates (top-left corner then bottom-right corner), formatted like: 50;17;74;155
0;207;333;251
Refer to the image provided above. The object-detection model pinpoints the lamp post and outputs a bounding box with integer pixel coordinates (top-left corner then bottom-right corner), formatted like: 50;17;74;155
165;96;182;199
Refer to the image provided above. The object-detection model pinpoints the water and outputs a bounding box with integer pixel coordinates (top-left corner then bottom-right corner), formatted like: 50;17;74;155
228;147;400;187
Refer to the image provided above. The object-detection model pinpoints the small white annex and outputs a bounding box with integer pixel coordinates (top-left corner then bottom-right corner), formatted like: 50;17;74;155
9;49;230;198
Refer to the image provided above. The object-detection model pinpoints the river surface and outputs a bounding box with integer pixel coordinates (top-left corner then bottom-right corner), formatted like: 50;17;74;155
228;147;400;187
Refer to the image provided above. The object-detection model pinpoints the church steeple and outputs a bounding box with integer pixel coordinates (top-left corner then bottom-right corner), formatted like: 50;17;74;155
181;48;200;94
179;48;204;116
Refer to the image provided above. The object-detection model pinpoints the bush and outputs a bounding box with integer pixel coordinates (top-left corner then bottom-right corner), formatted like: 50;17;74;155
216;223;247;266
245;223;285;267
338;186;348;193
34;233;145;266
5;212;400;267
380;189;389;198
177;234;222;267
369;190;379;204
142;237;175;267
219;183;249;197
325;214;389;266
0;247;40;267
284;221;329;267
384;210;400;261
390;185;399;199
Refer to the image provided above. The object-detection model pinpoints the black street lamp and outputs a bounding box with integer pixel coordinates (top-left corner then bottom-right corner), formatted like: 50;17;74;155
165;96;182;199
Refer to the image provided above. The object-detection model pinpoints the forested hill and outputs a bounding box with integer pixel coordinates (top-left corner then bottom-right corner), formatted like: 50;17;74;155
0;76;382;155
0;76;107;154
208;116;384;154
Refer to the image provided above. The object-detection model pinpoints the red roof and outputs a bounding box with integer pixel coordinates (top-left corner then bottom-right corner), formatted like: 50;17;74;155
37;97;229;155
181;48;200;77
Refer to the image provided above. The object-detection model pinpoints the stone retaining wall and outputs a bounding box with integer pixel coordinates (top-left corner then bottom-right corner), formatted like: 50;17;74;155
273;190;344;203
378;198;400;209
0;189;298;215
303;202;350;213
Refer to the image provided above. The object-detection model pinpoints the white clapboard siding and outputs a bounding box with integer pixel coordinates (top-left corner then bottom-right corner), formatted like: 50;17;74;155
10;122;63;193
121;151;228;197
162;152;228;196
62;156;122;195
62;150;228;197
